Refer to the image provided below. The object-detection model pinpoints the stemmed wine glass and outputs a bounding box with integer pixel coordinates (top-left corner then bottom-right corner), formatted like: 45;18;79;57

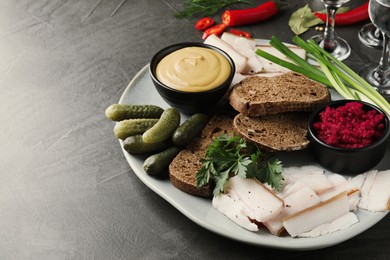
359;0;390;94
359;23;383;49
311;0;351;61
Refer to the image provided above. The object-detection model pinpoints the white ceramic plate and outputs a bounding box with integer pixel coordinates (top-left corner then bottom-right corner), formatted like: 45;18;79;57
118;64;389;250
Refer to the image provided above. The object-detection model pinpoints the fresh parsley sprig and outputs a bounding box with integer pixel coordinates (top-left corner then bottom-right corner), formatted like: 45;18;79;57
196;134;284;196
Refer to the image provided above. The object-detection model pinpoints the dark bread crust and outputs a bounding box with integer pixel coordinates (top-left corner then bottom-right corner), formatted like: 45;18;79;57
169;141;213;198
169;114;234;198
229;72;331;116
233;113;309;152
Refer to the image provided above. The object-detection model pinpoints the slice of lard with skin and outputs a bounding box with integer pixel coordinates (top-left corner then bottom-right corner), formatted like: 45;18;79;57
282;192;350;237
221;32;257;49
256;45;306;73
348;172;367;191
221;32;263;74
282;166;332;193
348;190;361;212
264;183;321;236
204;34;248;74
318;173;360;210
277;181;308;198
212;193;259;231
297;212;359;238
227;176;284;222
358;170;378;210
345;173;367;210
358;169;390;212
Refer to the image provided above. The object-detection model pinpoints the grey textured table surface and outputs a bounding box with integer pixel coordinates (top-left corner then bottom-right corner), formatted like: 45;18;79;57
0;0;389;259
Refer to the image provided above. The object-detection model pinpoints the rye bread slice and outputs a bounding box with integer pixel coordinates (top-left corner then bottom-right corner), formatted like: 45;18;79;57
169;114;234;198
229;72;330;116
233;113;309;152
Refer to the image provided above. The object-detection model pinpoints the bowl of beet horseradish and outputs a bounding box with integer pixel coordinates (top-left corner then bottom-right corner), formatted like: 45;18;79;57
308;100;390;174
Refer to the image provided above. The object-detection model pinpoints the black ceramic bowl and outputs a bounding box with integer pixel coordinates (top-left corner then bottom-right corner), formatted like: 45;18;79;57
308;100;390;174
149;42;235;114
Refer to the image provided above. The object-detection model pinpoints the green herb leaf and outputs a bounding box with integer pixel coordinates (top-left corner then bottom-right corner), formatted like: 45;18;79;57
196;161;211;187
289;4;323;35
214;168;231;196
257;160;284;191
196;135;284;195
234;158;251;178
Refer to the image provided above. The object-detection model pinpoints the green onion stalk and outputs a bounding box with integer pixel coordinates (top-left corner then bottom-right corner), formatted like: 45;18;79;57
255;36;390;117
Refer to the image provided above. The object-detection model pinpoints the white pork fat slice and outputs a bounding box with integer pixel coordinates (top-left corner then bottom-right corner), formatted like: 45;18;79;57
227;176;284;222
256;45;306;73
346;173;368;210
282;165;333;193
358;169;390;212
297;212;359;238
212;193;259;231
264;182;321;236
318;173;360;211
204;34;248;74
282;192;350;237
221;32;263;74
348;172;367;191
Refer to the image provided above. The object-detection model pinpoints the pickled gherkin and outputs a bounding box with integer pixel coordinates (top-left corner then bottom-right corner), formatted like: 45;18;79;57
172;113;209;147
142;108;180;144
143;146;181;176
123;135;171;155
105;104;163;121
114;118;158;140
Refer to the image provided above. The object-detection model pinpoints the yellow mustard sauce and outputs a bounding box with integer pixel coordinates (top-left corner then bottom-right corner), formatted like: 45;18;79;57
156;47;231;92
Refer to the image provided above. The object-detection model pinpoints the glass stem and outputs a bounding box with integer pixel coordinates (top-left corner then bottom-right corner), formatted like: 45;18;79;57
323;5;338;52
374;33;390;85
374;28;382;39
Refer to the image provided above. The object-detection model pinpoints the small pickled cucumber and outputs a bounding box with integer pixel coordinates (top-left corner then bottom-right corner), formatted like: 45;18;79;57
123;135;171;155
105;104;163;121
172;113;209;147
143;146;181;177
114;118;158;140
142;108;180;144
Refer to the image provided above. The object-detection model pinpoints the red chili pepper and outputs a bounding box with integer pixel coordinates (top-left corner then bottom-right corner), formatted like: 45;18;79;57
229;29;252;38
202;24;226;40
195;17;215;31
222;1;280;27
314;2;369;25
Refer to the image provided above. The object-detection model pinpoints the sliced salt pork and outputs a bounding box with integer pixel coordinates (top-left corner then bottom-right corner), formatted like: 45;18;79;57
212;193;259;231
318;173;360;211
221;32;263;74
282;192;350;237
282;166;333;193
264;183;321;236
297;212;359;238
277;181;308;198
358;169;390;212
227;176;284;222
348;172;367;191
348;189;361;212
221;32;256;49
204;34;248;73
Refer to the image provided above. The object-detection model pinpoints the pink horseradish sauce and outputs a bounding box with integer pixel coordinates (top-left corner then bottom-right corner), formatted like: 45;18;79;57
313;102;385;149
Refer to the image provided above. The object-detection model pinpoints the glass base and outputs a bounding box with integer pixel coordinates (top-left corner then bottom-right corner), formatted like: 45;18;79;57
311;35;351;61
359;65;390;95
358;23;383;49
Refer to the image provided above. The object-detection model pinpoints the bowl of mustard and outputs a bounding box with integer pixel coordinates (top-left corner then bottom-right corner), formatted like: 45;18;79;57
149;42;235;114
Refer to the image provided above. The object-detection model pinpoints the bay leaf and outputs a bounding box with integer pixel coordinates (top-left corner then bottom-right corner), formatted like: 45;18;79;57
289;4;324;36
